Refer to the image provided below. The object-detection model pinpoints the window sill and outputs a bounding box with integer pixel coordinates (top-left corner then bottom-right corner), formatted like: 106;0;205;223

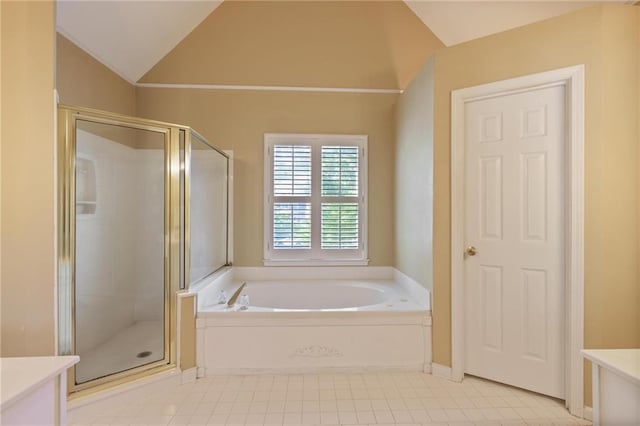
263;259;370;267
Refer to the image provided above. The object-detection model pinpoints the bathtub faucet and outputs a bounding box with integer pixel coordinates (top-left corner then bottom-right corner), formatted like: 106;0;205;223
227;282;247;307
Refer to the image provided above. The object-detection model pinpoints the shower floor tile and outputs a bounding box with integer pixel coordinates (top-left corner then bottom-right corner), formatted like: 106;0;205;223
76;320;164;384
67;372;591;425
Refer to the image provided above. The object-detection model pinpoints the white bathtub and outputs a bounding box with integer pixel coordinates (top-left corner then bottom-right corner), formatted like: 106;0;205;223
246;281;387;310
192;267;432;375
199;279;424;312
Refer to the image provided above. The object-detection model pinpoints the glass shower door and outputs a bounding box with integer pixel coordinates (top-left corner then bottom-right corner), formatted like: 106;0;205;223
73;119;168;385
188;132;229;285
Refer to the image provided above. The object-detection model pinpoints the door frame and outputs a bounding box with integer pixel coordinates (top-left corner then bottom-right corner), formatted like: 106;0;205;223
450;65;585;416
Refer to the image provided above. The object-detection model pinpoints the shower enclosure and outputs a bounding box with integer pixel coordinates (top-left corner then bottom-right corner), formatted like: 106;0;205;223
58;106;230;394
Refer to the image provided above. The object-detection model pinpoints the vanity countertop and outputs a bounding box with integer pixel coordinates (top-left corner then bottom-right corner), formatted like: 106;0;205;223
0;356;79;409
582;349;640;386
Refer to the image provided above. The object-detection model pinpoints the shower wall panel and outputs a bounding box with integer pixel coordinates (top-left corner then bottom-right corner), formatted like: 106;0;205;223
133;149;165;322
75;129;137;355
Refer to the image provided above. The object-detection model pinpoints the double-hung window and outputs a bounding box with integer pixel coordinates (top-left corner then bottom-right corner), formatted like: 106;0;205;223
264;134;368;265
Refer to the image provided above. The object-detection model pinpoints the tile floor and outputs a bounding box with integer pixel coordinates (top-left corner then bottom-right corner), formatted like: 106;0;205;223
67;372;591;426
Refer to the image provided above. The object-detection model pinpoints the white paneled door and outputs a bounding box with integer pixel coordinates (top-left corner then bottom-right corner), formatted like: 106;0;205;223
464;85;565;399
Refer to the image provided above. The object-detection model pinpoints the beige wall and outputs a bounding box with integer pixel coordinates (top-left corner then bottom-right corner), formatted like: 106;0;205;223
637;6;640;355
56;34;136;116
0;0;3;357
179;295;196;371
140;1;443;89
136;88;397;266
394;57;435;288
593;4;640;346
430;4;639;404
583;6;639;404
1;1;56;356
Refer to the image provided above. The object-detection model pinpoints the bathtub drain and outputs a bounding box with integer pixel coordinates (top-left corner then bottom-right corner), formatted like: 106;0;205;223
136;351;152;358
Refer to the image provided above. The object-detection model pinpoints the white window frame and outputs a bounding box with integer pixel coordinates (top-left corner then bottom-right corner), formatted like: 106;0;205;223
264;133;368;266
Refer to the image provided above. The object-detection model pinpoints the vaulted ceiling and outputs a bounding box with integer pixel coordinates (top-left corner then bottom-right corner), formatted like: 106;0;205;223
56;0;224;83
56;0;623;84
403;1;608;47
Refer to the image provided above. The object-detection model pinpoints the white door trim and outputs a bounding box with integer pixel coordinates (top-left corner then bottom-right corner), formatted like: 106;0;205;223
450;65;585;417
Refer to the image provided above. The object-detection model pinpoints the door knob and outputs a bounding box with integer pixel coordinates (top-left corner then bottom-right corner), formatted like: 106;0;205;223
465;246;477;256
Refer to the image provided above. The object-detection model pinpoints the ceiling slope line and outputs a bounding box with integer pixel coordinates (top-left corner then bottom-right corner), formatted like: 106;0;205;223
135;83;403;94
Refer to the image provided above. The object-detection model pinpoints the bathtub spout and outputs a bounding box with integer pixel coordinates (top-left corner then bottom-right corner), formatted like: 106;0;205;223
227;282;247;307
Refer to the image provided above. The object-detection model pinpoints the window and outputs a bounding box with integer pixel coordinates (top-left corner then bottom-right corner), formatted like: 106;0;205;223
264;134;368;265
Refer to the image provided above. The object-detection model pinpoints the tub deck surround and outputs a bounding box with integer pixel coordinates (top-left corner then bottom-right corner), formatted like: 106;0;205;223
191;267;432;376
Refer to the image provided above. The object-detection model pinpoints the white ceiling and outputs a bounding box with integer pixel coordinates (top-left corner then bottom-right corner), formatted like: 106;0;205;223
56;0;223;83
56;0;623;84
404;1;613;47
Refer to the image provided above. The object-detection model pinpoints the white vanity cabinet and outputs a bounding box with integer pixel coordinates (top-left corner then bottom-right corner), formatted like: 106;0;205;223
0;356;79;425
582;349;640;426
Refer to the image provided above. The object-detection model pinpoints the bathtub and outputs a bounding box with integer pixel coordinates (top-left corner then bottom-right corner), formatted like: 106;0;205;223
192;267;432;375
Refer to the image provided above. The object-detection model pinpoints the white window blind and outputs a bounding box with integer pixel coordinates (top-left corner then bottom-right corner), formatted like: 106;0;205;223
321;203;358;249
320;146;359;249
321;146;358;196
264;134;368;265
273;145;311;196
272;145;312;249
273;203;311;249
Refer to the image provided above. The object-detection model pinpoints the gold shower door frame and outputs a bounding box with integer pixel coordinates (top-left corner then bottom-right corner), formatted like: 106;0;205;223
58;106;184;396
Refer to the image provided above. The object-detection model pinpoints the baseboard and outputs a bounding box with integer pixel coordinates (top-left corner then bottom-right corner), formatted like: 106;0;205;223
422;363;432;374
431;363;453;380
181;367;197;384
583;406;593;421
